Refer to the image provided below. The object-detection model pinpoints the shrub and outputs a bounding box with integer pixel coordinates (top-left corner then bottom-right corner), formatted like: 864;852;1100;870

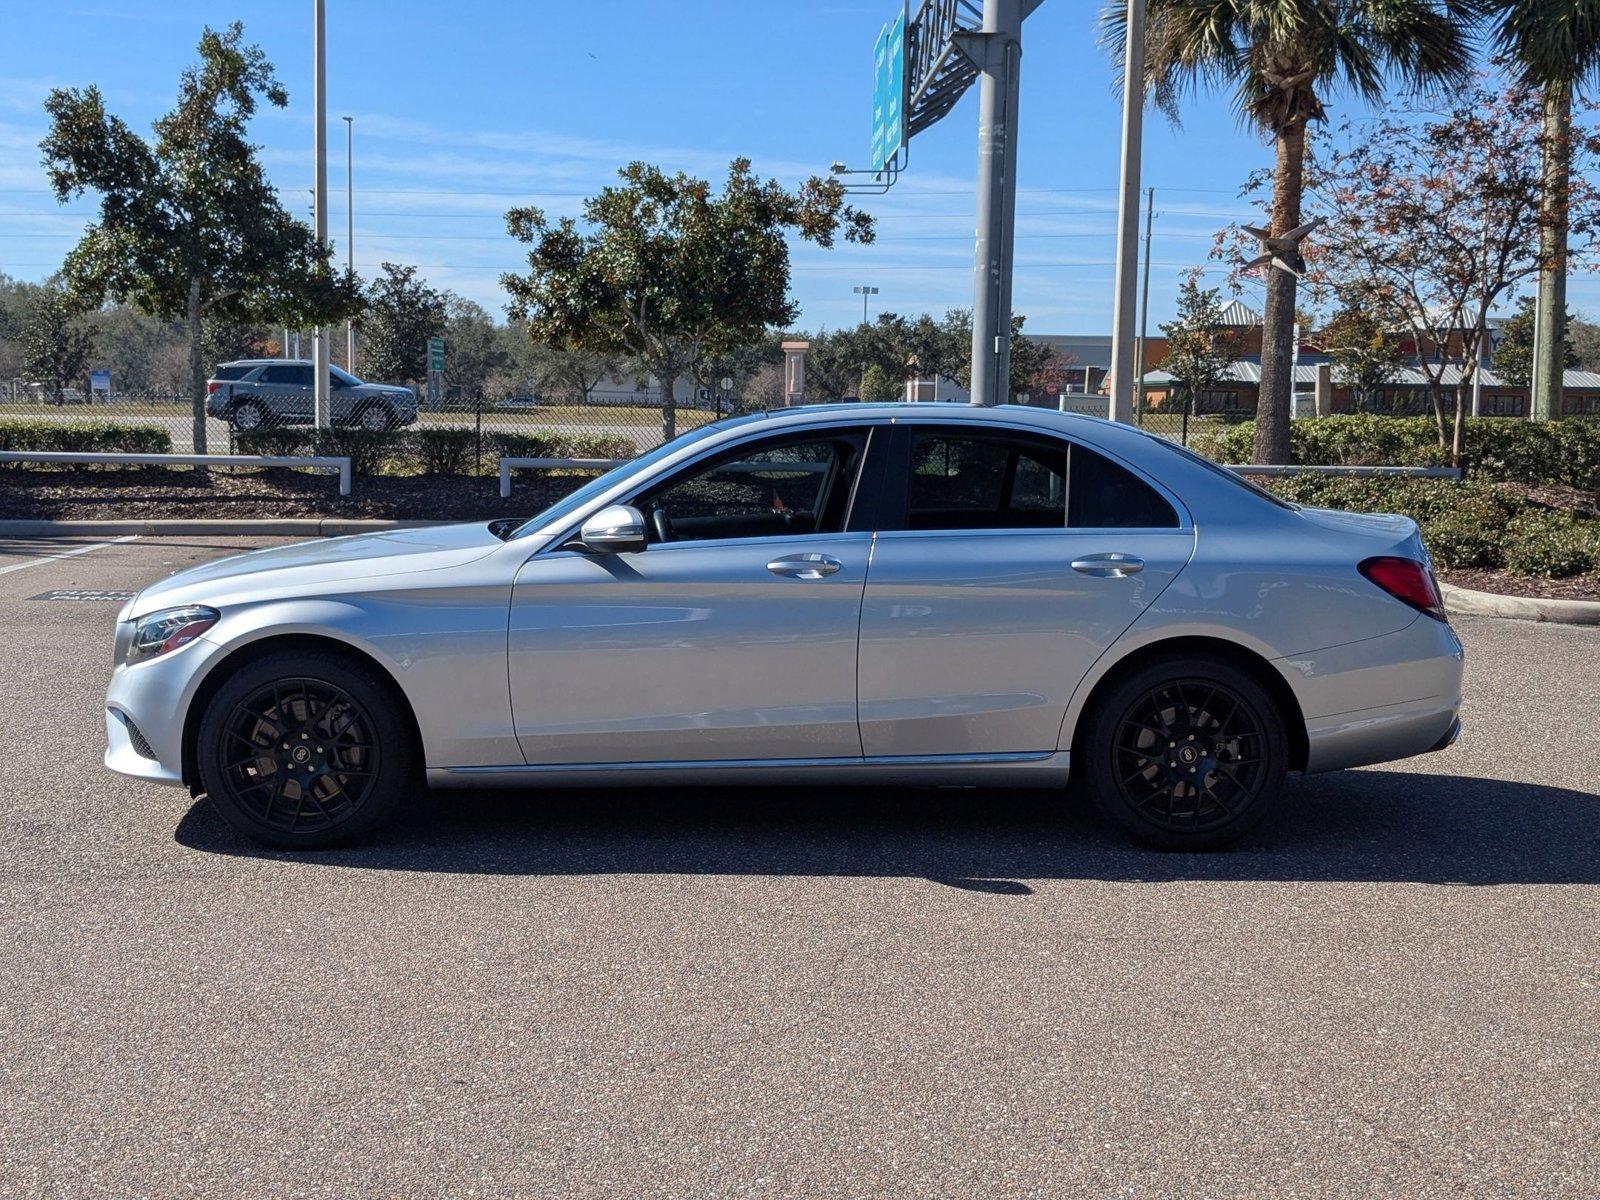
488;431;563;460
0;419;172;457
1192;415;1600;489
415;428;477;476
559;435;632;460
312;427;404;476
234;428;314;458
1502;512;1600;578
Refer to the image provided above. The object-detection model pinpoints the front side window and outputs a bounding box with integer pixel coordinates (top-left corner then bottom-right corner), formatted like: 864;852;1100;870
636;432;866;544
896;427;1179;531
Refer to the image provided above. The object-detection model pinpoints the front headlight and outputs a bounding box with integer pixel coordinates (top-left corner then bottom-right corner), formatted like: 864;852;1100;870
124;605;219;664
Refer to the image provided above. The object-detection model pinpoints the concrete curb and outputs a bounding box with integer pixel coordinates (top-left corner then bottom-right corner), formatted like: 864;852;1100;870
0;518;436;538
1441;581;1600;625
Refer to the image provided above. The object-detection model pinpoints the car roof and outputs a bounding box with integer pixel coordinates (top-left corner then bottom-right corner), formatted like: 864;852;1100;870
217;359;314;367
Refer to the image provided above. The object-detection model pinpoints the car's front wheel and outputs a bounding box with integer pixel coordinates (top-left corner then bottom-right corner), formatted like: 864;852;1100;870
1079;656;1289;851
195;648;415;849
355;402;394;432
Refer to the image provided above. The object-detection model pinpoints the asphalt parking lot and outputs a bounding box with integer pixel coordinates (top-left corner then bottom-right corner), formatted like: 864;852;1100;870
0;533;1596;1198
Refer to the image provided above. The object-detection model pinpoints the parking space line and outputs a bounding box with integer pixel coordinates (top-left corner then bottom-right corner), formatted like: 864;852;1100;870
0;534;141;577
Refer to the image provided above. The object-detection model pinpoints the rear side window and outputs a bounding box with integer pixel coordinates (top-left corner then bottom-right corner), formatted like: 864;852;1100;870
211;365;250;381
1068;444;1180;528
906;430;1067;530
891;427;1179;531
261;365;313;386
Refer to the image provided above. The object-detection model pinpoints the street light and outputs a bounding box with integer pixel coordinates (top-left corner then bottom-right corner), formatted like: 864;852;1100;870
853;284;879;325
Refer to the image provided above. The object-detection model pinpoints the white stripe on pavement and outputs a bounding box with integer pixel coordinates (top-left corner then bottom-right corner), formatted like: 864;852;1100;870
0;534;140;577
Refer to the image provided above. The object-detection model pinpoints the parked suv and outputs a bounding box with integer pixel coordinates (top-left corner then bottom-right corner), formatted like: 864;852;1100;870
205;360;420;431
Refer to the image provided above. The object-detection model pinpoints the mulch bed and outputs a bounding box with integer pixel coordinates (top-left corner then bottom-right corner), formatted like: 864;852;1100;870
1439;568;1600;603
0;467;589;522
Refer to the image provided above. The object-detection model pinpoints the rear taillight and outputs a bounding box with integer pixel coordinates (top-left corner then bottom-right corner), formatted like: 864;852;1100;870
206;381;222;394
1358;556;1447;622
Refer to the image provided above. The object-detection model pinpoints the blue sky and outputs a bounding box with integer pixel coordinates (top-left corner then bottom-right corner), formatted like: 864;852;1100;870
0;1;1578;334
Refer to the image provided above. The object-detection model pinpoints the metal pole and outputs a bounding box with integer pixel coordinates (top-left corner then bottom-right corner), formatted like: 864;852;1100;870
969;0;1022;406
312;0;331;429
1133;185;1154;426
344;114;355;374
1108;0;1145;424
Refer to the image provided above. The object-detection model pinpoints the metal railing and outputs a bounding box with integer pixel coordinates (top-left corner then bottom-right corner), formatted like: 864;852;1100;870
1225;464;1462;480
0;451;353;495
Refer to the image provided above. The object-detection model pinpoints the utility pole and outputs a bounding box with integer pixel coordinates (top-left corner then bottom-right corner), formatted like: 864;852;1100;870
1133;186;1154;425
311;0;331;428
853;284;879;325
967;0;1022;406
344;114;355;374
1108;0;1145;424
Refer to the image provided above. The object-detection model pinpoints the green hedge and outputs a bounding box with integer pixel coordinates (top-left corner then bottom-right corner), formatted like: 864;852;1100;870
232;428;631;476
1261;475;1599;578
0;419;173;457
414;428;477;476
1191;415;1600;489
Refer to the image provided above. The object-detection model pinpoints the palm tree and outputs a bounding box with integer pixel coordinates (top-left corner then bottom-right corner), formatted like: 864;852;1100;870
1490;0;1600;421
1104;1;1476;463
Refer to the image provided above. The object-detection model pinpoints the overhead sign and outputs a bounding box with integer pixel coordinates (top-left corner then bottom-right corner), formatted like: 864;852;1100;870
89;369;111;393
426;337;445;373
870;7;907;174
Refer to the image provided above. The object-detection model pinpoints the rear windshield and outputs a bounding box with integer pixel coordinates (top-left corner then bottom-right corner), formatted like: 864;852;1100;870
1141;433;1299;510
211;365;250;381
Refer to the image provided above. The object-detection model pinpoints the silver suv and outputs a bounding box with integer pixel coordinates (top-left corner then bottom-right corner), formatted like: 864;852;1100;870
205;360;420;432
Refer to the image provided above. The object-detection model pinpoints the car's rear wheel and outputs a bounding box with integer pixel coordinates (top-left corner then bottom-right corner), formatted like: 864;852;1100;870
196;649;415;849
230;400;267;432
1080;656;1288;851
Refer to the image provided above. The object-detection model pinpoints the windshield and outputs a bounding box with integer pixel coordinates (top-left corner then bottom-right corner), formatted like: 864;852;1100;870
330;366;361;387
1140;432;1299;511
507;420;736;539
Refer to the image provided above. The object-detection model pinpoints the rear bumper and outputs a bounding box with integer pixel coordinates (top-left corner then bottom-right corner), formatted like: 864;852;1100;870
1287;616;1464;774
1303;694;1461;773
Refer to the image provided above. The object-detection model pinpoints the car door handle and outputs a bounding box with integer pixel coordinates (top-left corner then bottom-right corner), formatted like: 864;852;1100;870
767;553;842;580
1071;553;1145;577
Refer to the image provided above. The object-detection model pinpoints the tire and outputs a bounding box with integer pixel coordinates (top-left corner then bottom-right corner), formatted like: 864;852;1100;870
356;402;393;432
230;400;267;432
195;648;416;850
1079;655;1289;851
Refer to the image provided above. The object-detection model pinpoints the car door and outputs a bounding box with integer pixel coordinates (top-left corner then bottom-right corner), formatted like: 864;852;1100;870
258;364;314;423
856;423;1195;758
507;426;880;766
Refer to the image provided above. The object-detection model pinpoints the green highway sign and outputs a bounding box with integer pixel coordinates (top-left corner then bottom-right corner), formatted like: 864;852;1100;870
870;7;906;174
426;337;445;372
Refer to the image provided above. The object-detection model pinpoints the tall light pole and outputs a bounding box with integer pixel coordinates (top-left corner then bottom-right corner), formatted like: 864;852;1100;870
311;0;331;428
968;0;1023;406
1108;0;1145;424
343;114;355;374
852;284;879;324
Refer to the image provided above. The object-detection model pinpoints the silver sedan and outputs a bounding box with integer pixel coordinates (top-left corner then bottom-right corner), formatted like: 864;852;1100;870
104;404;1464;851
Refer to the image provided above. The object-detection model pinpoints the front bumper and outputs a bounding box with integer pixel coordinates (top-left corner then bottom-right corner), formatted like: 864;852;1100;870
103;633;230;789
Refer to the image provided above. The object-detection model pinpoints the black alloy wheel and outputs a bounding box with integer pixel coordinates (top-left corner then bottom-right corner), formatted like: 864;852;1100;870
197;649;413;849
1082;657;1288;850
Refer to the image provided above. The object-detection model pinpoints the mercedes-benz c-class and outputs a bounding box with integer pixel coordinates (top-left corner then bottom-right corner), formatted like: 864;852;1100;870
105;404;1463;851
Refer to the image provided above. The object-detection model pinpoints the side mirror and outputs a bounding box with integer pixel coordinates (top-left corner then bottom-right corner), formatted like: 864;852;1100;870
577;504;647;554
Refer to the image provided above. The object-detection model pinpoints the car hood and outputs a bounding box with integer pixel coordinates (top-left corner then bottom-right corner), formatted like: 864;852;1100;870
129;522;505;617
